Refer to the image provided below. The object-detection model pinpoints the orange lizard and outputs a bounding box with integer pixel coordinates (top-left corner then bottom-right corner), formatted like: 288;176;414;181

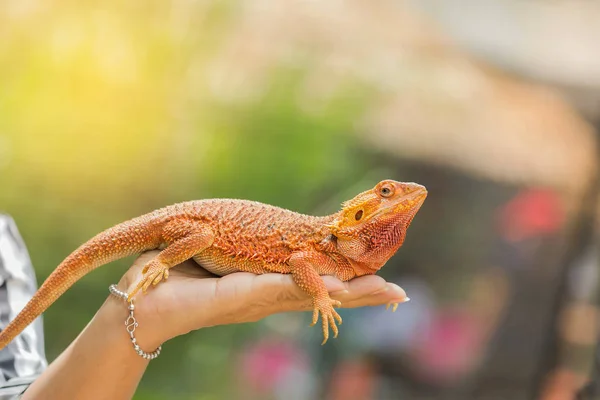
0;180;426;348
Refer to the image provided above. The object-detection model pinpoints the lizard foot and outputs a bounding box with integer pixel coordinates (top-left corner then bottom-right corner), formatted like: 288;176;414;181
128;260;170;301
311;297;342;345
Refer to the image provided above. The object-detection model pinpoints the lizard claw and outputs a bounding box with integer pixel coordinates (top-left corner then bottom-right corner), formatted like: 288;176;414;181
128;260;170;301
386;297;410;312
311;297;342;345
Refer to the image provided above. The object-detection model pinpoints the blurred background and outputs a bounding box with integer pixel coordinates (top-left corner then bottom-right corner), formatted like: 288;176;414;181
1;1;599;399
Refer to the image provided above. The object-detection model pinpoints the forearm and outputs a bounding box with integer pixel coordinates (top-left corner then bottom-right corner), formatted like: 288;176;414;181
23;295;162;400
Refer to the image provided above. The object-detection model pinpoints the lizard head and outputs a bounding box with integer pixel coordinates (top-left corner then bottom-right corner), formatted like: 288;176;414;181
329;180;427;271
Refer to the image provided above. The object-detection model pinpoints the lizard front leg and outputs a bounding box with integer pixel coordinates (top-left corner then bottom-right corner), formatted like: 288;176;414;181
128;220;214;300
289;251;343;345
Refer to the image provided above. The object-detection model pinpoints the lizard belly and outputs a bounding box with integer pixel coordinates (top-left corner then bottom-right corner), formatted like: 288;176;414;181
192;248;291;276
192;253;240;276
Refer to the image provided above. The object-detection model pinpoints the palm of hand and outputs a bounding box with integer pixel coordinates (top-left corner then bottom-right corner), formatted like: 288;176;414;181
117;251;407;346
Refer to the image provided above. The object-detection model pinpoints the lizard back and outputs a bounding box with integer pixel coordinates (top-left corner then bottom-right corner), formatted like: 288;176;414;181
182;199;336;275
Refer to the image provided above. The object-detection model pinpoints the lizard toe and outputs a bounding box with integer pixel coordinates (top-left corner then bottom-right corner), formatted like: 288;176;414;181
332;308;342;325
310;307;319;327
329;314;339;338
313;297;343;345
320;315;330;345
142;275;154;293
386;302;399;312
137;260;170;292
152;272;163;286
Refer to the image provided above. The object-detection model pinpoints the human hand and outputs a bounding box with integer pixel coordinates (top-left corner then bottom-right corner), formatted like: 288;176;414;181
115;251;408;349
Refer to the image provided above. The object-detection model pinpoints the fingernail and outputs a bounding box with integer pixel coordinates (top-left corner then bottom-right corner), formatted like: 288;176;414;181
403;297;411;303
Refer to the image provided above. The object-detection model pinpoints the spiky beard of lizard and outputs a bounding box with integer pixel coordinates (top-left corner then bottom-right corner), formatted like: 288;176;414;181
336;209;419;270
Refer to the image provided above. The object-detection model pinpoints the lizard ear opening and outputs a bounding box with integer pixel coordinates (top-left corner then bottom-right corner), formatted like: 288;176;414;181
355;210;364;221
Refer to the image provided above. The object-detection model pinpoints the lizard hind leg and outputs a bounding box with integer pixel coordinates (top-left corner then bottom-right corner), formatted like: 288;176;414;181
127;220;214;301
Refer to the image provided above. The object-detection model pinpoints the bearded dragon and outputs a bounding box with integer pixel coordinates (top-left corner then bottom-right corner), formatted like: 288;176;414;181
0;180;426;348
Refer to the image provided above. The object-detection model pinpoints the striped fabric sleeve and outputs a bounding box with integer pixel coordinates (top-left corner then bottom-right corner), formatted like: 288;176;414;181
0;215;47;397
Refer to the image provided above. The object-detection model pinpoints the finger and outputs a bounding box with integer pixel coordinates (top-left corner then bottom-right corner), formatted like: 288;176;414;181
167;271;343;329
214;273;399;312
328;275;389;301
320;275;351;294
340;283;408;309
231;274;388;308
151;271;407;334
164;272;294;319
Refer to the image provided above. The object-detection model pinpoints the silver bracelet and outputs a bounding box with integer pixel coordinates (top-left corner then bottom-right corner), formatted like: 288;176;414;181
108;284;162;360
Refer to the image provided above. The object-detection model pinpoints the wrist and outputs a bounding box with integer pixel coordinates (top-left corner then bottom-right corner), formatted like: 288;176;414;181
24;291;157;400
101;293;166;353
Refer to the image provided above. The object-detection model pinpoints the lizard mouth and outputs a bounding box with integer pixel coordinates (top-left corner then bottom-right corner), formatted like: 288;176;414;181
376;185;427;218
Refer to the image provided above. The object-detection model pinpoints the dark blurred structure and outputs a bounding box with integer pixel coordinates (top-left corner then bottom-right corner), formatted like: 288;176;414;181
209;2;600;398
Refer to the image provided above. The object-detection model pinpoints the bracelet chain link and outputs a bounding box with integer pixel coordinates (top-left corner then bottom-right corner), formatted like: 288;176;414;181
108;284;162;360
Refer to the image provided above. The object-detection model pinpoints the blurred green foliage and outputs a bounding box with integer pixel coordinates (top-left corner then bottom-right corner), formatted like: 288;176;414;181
0;2;377;398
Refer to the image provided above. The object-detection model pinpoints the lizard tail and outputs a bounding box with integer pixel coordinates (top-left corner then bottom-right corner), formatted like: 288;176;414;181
0;215;164;350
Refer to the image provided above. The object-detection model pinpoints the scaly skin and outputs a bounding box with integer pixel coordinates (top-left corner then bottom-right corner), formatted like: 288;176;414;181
0;180;426;348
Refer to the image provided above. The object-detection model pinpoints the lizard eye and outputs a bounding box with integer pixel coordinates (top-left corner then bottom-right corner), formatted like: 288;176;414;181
380;185;394;198
355;210;364;221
